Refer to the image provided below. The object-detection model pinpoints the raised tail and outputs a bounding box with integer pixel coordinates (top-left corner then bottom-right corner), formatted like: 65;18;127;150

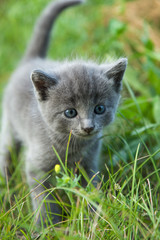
23;0;83;61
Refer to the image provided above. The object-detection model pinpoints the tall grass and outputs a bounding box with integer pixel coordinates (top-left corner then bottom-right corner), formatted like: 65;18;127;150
1;140;160;239
0;0;160;239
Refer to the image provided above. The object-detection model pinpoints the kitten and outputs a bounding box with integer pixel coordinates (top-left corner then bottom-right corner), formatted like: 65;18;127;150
0;0;127;225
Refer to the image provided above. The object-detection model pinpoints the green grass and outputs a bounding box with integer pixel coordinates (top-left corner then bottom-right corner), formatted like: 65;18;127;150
0;0;160;239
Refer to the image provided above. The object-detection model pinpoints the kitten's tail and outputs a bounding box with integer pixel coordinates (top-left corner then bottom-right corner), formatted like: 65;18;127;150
23;0;83;61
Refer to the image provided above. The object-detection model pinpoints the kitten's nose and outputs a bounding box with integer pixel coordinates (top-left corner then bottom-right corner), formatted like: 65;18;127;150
82;126;94;134
81;119;95;134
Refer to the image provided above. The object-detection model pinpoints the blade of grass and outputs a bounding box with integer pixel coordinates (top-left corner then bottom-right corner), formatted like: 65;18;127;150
65;130;72;170
128;143;140;239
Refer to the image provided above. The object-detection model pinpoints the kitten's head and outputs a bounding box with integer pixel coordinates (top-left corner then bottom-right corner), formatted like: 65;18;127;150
31;58;127;138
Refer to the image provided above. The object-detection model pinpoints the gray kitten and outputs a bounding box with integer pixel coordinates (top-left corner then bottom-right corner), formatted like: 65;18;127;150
0;0;127;225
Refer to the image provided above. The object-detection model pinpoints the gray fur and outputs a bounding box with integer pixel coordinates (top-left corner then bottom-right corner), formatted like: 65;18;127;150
0;0;127;225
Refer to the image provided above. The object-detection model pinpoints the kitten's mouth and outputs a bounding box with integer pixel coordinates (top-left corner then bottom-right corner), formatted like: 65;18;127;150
73;131;99;139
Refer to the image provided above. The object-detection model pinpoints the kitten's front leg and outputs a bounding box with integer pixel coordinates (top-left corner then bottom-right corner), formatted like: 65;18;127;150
80;140;101;188
80;162;99;188
26;167;62;226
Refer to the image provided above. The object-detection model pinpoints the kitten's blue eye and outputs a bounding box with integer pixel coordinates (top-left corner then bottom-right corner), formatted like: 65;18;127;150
64;109;77;118
94;105;105;115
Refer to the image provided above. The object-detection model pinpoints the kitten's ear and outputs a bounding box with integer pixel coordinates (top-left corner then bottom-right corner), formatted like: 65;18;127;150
31;70;57;101
103;58;127;92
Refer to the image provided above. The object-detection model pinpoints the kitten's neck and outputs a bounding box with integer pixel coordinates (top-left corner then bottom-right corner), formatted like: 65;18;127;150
48;128;101;154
